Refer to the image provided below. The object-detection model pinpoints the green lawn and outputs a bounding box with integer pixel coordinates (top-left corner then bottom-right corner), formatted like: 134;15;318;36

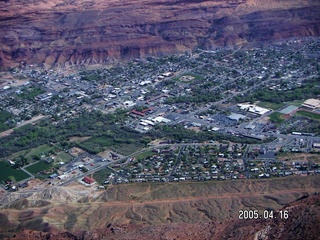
1;150;28;161
135;150;155;160
17;87;45;100
268;112;286;124
0;145;55;165
285;100;305;106
112;142;143;156
25;144;55;160
296;110;320;121
25;161;54;175
93;168;114;184
1;145;54;163
175;73;203;83
0;110;12;132
257;102;285;110
56;151;73;162
79;135;114;154
0;161;31;182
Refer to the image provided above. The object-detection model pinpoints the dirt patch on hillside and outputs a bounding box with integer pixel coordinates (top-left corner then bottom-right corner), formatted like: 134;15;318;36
278;153;320;164
69;136;91;143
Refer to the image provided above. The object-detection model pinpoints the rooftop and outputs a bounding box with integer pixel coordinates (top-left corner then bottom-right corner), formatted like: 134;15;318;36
302;98;320;109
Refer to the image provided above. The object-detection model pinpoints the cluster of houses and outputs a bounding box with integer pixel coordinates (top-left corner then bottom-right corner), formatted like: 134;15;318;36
99;142;320;185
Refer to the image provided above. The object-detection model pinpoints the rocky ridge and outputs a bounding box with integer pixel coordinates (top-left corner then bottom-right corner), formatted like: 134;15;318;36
0;0;320;68
0;176;319;239
3;192;320;240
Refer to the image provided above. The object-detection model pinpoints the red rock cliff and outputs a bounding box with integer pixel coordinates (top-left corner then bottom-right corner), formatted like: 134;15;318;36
0;0;320;68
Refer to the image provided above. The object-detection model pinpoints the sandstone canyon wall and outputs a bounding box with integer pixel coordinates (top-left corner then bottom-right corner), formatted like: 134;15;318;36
0;0;320;68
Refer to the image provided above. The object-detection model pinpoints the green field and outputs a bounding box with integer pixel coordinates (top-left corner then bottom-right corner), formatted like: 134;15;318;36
175;73;203;83
285;99;305;106
257;102;285;110
17;87;45;100
25;144;55;160
0;110;12;132
0;161;31;182
56;151;73;162
25;161;54;175
135;150;155;160
112;142;143;156
296;110;320;121
28;144;55;156
269;112;286;124
93;167;114;184
79;135;114;154
1;150;28;161
1;145;55;163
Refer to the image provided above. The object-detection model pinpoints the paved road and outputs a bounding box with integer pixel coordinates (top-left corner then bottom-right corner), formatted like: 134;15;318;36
169;146;185;181
20;168;34;179
60;147;157;186
242;145;251;178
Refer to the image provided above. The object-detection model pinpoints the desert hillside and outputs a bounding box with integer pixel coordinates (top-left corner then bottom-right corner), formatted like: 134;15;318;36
0;0;320;68
0;175;319;239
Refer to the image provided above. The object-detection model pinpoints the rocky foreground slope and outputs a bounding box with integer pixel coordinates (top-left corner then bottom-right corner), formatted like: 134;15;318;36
0;0;320;68
6;193;320;240
0;176;319;239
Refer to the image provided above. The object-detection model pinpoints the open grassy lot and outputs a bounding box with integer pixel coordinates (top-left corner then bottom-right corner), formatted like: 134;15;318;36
268;112;286;124
112;142;143;156
93;167;114;184
78;135;114;154
25;144;55;161
1;150;28;161
174;73;203;83
257;102;285;110
285;99;305;106
25;161;54;175
277;152;320;164
17;87;45;100
1;145;55;163
0;110;12;132
0;161;31;182
296;110;320;121
56;151;73;162
135;150;156;160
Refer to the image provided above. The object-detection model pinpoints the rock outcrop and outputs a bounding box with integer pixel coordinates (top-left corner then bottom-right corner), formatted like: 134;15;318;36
1;0;320;68
2;193;320;240
0;176;319;239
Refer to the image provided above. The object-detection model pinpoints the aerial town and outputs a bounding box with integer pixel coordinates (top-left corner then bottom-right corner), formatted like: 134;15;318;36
2;0;320;238
0;38;320;191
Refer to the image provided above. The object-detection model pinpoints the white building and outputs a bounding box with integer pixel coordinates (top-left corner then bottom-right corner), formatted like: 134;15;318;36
153;116;171;123
238;103;270;115
301;99;320;110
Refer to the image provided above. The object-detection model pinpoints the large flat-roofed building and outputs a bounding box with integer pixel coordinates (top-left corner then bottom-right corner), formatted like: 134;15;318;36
153;116;171;123
301;99;320;110
237;103;270;115
228;113;246;121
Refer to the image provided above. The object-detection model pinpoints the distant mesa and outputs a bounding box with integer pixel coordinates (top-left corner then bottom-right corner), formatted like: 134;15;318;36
0;0;320;68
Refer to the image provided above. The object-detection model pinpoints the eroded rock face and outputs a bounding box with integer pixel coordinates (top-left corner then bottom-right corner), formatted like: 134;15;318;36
2;193;320;240
0;0;320;68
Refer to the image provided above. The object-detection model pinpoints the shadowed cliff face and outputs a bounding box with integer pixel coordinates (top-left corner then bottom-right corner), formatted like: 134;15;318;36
0;0;320;68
